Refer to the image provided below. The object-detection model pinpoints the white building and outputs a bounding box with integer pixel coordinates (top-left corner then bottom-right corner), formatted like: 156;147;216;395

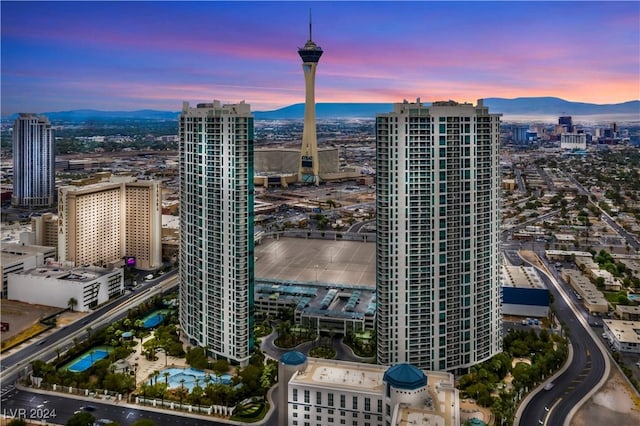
278;352;459;426
603;319;640;354
0;243;56;298
57;179;162;270
376;99;502;372
8;265;123;311
560;133;587;150
11;113;56;208
178;100;254;366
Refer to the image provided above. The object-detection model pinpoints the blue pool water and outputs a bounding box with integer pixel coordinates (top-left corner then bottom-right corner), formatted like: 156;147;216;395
142;309;170;328
628;294;640;301
66;347;112;372
148;367;232;391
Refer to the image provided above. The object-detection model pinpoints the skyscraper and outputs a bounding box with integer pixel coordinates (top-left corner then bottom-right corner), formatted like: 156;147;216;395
297;15;323;185
376;99;502;372
12;113;55;208
178;100;255;366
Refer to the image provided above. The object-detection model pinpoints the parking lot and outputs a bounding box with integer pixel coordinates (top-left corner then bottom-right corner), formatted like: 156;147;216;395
254;236;375;287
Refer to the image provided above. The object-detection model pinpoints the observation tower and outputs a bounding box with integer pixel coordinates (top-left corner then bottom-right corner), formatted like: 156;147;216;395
297;14;323;185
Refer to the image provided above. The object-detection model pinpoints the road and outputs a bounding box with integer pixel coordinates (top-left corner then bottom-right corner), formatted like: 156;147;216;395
0;270;178;384
516;256;609;426
0;386;239;426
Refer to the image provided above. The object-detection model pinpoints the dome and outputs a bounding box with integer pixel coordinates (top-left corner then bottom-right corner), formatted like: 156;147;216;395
383;364;427;390
280;351;307;366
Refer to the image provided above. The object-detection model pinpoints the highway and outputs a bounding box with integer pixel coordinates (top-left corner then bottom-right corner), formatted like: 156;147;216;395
0;270;179;385
515;255;609;426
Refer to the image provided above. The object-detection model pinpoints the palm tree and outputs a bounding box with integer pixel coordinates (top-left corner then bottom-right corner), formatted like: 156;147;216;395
67;297;78;312
179;378;186;409
55;346;62;362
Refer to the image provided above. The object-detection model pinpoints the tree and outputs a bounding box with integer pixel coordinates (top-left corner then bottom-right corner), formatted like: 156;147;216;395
7;419;27;426
68;297;78;312
212;359;229;375
65;412;95;426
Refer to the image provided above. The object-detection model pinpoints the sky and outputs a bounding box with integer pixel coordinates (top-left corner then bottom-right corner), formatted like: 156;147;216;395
1;1;639;115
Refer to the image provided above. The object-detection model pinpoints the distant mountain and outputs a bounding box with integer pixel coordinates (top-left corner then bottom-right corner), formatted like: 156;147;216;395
483;97;640;115
253;103;393;119
255;97;639;119
4;109;180;122
2;97;637;122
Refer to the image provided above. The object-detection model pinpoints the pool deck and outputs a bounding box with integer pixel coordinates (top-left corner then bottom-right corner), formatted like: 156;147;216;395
125;334;189;386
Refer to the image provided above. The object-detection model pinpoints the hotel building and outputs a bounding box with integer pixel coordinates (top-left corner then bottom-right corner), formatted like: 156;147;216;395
278;352;459;426
178;100;255;366
57;179;162;270
11;113;55;208
376;99;502;372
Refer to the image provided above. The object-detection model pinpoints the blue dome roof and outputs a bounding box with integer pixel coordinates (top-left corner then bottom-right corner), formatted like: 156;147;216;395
383;364;427;390
280;351;307;366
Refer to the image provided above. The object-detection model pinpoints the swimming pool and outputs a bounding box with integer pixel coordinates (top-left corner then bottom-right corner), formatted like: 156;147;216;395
149;367;232;391
628;294;640;301
141;309;170;328
65;347;112;372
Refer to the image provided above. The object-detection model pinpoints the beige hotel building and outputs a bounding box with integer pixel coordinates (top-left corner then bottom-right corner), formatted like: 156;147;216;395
58;178;162;270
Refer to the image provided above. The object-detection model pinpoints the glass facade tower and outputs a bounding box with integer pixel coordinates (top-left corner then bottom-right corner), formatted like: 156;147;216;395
178;100;255;366
12;113;55;208
376;99;502;372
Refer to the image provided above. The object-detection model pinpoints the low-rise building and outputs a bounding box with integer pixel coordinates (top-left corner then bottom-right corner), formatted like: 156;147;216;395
8;265;123;311
560;269;608;314
603;319;640;353
589;269;622;291
0;243;56;298
278;352;459;426
502;265;549;317
255;280;376;333
615;305;640;321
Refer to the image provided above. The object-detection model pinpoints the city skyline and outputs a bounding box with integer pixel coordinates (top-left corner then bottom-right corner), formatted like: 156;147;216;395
2;1;639;115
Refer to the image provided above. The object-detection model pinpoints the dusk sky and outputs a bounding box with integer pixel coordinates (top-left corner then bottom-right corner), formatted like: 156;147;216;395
1;1;639;115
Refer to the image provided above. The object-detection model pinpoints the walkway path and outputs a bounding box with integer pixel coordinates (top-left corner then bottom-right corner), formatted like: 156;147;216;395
125;334;188;386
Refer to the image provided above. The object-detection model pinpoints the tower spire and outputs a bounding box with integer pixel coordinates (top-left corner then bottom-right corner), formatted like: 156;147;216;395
309;9;312;41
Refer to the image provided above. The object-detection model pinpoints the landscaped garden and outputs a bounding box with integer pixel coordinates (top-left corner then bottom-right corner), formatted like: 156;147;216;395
457;328;568;425
29;292;279;423
343;330;376;358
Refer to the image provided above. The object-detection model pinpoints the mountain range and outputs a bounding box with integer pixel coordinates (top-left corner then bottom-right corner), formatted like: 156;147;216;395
3;97;639;122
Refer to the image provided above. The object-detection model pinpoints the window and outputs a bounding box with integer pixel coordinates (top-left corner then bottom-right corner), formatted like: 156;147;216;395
365;398;371;411
353;396;358;410
304;390;310;404
328;393;334;407
316;392;322;405
340;395;346;408
293;389;298;401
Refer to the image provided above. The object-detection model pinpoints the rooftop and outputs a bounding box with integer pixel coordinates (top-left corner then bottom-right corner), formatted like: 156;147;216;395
603;319;640;344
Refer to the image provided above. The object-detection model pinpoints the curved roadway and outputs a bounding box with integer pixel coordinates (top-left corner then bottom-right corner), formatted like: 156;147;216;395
516;255;609;426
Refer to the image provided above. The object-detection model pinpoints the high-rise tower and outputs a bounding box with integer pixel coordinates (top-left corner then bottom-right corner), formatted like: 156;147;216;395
178;100;255;366
12;113;55;208
376;99;502;372
297;14;323;185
